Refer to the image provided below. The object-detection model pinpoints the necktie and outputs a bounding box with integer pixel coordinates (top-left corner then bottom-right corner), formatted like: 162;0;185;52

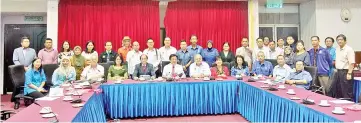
142;65;146;73
106;52;110;62
171;65;175;77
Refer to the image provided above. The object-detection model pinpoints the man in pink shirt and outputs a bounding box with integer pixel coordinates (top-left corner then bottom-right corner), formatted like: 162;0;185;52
38;38;58;64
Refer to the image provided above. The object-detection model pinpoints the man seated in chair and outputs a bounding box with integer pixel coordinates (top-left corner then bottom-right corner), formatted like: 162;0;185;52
189;54;211;78
80;55;104;81
251;51;273;77
133;54;156;80
285;61;312;89
162;54;186;78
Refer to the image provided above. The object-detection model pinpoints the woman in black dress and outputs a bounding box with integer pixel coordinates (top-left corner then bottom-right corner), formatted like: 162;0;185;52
219;42;235;63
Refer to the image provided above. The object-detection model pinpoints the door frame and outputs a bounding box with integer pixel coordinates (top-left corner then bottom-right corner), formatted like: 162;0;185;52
259;24;300;40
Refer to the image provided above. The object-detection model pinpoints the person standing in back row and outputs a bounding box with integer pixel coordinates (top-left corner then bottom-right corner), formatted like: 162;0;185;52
187;35;203;58
143;38;161;77
38;38;58;65
308;36;332;94
118;36;132;61
159;37;177;62
99;41;117;63
334;34;355;99
13;37;36;71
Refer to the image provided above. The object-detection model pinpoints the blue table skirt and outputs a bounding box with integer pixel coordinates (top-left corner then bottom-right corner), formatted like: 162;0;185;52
354;80;361;103
100;81;240;119
237;82;341;122
72;92;107;122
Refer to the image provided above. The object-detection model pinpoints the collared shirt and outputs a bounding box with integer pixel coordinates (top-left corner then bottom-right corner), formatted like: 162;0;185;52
308;46;332;75
143;48;161;71
230;66;249;76
51;67;76;86
273;64;293;82
99;50;117;63
176;49;192;66
126;50;143;75
24;68;46;95
252;61;273;76
327;47;336;61
269;48;283;59
81;51;98;60
187;45;203;58
287;70;312;89
253;47;270;61
201;48;219;66
118;47;131;61
81;65;104;80
236;47;252;65
162;63;186;78
38;48;58;64
189;61;211;77
336;45;355;69
159;46;177;61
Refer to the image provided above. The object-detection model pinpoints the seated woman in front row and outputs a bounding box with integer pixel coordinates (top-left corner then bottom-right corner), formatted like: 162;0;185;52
231;55;249;76
107;55;128;80
133;54;156;80
285;61;312;89
52;56;76;86
210;56;230;78
24;58;47;99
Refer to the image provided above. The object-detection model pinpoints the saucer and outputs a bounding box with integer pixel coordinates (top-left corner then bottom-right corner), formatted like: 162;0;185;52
42;113;56;118
286;92;296;95
290;97;301;100
319;103;331;107
73;93;83;96
62;84;71;87
260;85;269;88
65;92;73;96
278;86;286;89
114;81;122;84
216;78;223;81
72;103;84;108
74;86;82;89
332;110;345;115
63;97;73;101
39;109;52;114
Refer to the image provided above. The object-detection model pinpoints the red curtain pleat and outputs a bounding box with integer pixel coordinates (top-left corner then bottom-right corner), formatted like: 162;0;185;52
58;0;160;52
164;1;248;52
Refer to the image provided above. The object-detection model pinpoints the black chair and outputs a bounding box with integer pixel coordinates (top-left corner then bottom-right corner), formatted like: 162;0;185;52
265;59;277;68
99;63;110;81
42;64;59;87
161;61;171;73
304;66;322;93
8;65;34;109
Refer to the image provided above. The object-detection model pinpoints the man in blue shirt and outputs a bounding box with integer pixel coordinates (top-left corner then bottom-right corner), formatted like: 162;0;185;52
187;35;203;58
201;40;219;66
273;55;293;82
252;51;273;76
176;40;193;76
309;36;333;94
285;61;313;89
325;37;336;76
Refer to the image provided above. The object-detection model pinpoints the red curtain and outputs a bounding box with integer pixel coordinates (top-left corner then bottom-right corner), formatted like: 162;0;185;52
58;0;160;52
164;1;248;52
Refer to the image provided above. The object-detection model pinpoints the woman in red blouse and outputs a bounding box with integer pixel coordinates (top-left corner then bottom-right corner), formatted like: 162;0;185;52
211;56;230;78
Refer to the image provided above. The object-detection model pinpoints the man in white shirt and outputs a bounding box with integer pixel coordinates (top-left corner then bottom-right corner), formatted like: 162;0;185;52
263;37;270;48
236;38;252;68
126;41;142;78
269;41;283;59
143;38;161;76
81;55;104;81
162;54;186;78
273;55;293;82
253;38;270;61
189;54;211;78
159;37;177;62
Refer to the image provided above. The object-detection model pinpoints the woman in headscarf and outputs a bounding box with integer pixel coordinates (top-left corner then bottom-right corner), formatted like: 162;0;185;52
71;46;86;80
52;56;76;86
201;40;219;66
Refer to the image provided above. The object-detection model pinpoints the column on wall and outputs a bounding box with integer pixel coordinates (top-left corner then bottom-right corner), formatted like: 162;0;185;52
248;0;259;49
47;0;59;49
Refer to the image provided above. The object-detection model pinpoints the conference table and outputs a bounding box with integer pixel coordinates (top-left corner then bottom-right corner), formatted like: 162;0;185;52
5;77;361;122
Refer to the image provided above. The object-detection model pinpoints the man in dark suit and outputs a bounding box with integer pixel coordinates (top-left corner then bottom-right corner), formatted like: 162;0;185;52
99;41;117;63
133;54;156;80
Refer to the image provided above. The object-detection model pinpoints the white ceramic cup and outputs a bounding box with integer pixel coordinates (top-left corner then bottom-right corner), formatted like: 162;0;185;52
279;85;285;88
334;107;343;112
320;100;328;105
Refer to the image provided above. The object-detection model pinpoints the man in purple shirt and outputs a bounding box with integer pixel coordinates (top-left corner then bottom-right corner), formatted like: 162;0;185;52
308;36;332;95
38;38;58;64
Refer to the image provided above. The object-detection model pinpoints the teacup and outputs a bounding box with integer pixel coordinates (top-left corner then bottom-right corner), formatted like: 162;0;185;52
320;100;328;105
334;107;343;112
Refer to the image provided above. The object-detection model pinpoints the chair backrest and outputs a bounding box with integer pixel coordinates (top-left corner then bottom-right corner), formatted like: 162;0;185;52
8;65;25;88
304;66;318;87
42;64;59;86
265;59;277;68
99;63;110;80
161;61;171;72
